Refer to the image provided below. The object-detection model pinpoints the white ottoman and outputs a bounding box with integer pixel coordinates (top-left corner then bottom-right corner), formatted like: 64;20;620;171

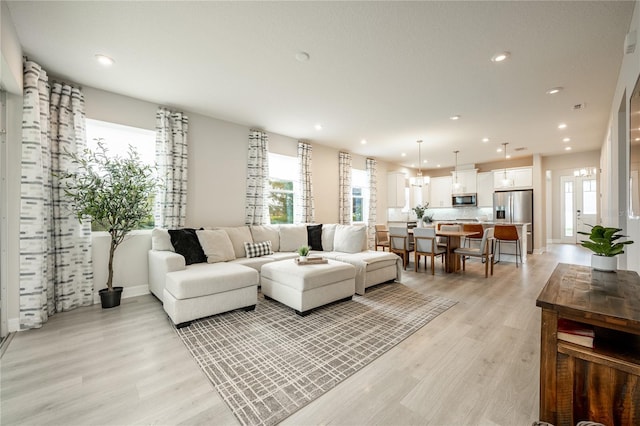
163;263;259;328
260;259;356;316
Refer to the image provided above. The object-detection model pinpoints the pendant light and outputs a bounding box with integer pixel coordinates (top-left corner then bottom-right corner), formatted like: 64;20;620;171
412;140;428;187
452;150;461;190
501;142;511;186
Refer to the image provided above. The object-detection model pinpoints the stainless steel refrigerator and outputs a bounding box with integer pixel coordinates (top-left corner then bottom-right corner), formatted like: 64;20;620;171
493;189;533;253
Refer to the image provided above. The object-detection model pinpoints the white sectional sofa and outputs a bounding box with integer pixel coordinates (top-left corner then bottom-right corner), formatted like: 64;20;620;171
148;223;402;326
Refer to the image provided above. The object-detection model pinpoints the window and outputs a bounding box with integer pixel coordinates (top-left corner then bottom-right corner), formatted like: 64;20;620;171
352;169;369;223
268;153;296;224
85;119;156;230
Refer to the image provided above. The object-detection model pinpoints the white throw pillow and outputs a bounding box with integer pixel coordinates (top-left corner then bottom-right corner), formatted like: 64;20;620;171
218;226;254;258
250;225;280;252
151;228;175;252
279;225;308;252
196;229;236;263
322;224;336;252
333;224;367;254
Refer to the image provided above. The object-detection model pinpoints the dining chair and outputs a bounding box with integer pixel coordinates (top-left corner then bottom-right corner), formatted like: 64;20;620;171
413;227;446;274
374;224;390;251
437;224;461;249
389;226;414;270
454;227;495;277
493;224;522;267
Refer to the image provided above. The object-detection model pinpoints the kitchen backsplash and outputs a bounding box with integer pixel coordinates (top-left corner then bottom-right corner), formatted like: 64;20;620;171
388;207;494;222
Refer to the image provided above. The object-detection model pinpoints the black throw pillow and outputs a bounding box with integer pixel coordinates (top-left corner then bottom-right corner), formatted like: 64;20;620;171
168;228;207;265
307;224;323;251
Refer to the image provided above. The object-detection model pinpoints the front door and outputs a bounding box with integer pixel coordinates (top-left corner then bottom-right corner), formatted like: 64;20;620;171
576;178;597;237
560;175;597;244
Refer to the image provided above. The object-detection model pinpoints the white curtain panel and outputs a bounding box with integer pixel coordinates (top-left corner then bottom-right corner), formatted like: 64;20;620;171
338;152;352;225
155;107;189;229
366;158;378;250
295;141;315;224
19;61;93;330
245;130;270;225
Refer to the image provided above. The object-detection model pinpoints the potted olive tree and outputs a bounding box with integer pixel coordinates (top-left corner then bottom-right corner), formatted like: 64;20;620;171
577;224;634;272
59;140;158;308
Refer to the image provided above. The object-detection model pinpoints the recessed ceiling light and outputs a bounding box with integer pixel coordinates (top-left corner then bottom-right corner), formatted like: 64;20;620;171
506;155;511;159
401;153;406;157
449;115;461;120
95;54;114;66
295;52;310;62
636;137;640;141
411;163;415;167
423;159;428;164
482;138;489;143
314;124;322;131
491;51;510;62
360;139;367;145
558;123;567;129
437;164;441;168
497;148;503;153
563;137;571;142
565;146;572;151
546;87;563;95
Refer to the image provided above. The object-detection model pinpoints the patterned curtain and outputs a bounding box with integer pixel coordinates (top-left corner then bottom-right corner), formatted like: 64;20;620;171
338;152;352;224
19;61;93;330
366;158;377;250
295;141;314;224
245;130;270;225
155;107;189;229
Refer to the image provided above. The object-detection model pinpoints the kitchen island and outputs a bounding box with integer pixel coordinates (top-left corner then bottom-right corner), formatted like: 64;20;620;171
433;221;530;263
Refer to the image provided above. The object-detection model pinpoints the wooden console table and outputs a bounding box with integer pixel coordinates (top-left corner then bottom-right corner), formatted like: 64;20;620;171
536;263;640;426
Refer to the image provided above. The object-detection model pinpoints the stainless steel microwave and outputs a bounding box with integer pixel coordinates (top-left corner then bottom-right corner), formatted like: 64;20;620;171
452;194;477;207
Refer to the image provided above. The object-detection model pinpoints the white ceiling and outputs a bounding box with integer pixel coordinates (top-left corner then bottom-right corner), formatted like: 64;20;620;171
6;1;636;170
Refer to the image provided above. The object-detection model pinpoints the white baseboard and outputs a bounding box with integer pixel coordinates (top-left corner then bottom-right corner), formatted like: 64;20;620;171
533;248;545;254
93;284;150;304
8;317;19;333
8;285;150;333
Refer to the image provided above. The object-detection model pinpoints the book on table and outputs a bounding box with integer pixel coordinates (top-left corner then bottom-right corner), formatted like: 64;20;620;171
295;256;328;265
557;318;595;348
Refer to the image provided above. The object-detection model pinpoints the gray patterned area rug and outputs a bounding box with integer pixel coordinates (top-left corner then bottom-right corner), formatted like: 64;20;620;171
175;283;456;426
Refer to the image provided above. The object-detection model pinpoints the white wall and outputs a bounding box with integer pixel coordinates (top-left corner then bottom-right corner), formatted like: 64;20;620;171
1;2;23;332
602;0;640;272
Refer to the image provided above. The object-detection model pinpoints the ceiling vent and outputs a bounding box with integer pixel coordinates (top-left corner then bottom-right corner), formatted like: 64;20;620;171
573;103;586;111
625;30;637;54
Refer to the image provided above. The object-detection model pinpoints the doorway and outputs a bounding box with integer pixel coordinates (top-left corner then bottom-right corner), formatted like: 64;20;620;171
560;174;598;244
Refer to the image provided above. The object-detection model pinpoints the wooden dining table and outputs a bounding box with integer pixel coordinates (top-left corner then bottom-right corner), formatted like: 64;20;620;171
435;230;478;272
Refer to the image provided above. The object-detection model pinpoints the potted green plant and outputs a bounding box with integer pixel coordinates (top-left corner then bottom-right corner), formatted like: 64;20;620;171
58;140;158;308
577;224;634;272
412;203;432;226
297;245;311;262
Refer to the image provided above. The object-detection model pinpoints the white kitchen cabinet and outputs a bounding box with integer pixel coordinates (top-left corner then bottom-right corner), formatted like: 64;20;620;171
451;169;477;194
493;166;533;189
409;183;430;208
429;176;452;207
476;172;494;207
387;172;407;207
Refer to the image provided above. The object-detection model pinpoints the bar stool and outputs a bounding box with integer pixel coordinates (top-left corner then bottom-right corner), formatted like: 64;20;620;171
493;225;522;267
462;224;484;248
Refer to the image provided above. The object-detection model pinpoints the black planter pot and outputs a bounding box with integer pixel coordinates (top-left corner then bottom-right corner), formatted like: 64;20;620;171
99;286;123;309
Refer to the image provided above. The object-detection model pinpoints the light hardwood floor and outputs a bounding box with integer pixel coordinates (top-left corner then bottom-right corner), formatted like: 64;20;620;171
1;244;591;425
